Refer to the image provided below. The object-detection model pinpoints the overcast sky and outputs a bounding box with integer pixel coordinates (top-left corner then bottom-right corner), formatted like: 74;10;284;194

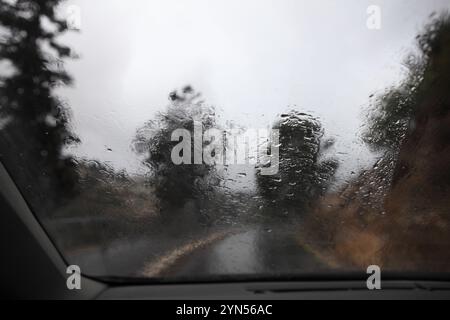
56;0;450;179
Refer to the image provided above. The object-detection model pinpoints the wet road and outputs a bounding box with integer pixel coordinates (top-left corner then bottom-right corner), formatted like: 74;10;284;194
68;224;329;279
154;226;328;278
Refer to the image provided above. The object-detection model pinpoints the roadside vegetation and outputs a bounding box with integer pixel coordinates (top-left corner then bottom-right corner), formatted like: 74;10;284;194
302;12;450;272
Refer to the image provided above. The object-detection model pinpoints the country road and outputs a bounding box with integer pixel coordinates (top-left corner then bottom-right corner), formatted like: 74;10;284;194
154;226;328;278
67;223;330;279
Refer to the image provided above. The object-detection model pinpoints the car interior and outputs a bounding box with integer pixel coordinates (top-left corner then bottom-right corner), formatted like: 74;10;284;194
1;0;450;301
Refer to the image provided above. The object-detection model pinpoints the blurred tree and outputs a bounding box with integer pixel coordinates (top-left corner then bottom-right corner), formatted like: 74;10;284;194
256;110;338;214
0;0;79;208
132;86;218;209
362;12;450;153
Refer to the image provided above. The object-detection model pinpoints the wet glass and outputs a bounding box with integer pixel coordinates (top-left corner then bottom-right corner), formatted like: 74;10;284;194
1;0;450;280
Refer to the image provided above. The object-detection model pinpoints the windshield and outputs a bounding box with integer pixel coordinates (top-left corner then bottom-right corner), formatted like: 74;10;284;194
1;0;450;281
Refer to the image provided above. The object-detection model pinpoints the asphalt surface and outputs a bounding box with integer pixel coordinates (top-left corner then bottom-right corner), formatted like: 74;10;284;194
67;223;329;279
155;226;328;278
